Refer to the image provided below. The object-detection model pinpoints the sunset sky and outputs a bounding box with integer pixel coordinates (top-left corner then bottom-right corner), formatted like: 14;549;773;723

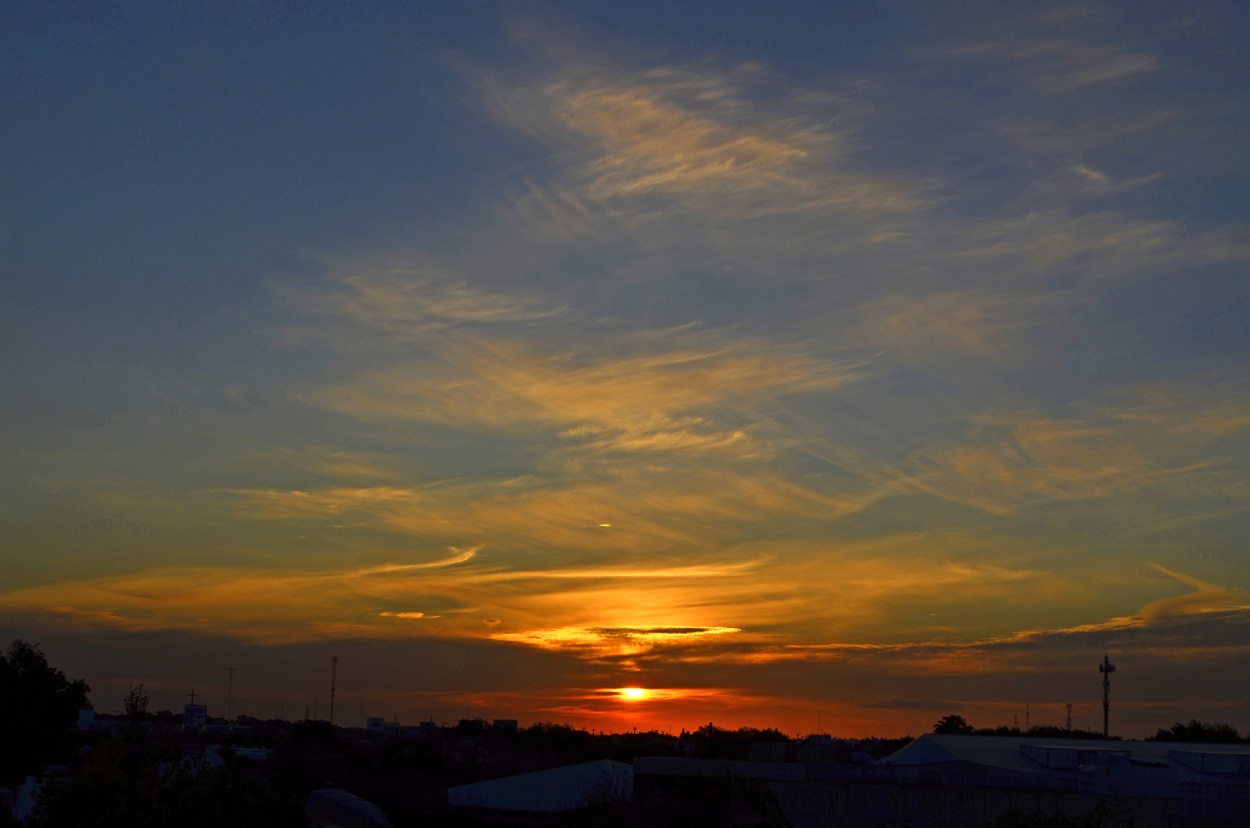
3;1;1249;738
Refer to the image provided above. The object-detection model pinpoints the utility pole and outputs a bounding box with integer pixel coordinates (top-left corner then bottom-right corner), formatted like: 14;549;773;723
224;666;238;722
1066;703;1072;731
1099;655;1116;737
329;656;338;725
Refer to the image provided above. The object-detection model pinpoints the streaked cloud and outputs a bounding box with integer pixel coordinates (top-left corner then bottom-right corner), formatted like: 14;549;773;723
1070;164;1162;196
488;56;922;221
855;289;1073;359
950;37;1157;94
899;408;1245;514
493;625;740;659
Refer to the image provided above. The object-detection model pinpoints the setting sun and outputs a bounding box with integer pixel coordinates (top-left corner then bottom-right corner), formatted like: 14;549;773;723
619;687;650;702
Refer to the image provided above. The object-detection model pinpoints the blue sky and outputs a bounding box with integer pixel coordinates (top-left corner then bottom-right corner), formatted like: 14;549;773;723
3;1;1249;735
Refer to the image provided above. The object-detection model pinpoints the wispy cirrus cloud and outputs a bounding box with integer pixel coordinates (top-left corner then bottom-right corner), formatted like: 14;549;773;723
1069;164;1162;196
280;265;861;458
855;289;1076;360
0;549;761;645
898;408;1243;514
1103;377;1250;438
949;37;1157;94
279;264;564;343
1136;564;1249;624
485;48;924;224
718;565;1250;674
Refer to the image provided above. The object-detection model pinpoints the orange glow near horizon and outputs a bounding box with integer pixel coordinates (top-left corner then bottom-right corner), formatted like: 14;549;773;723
541;686;924;737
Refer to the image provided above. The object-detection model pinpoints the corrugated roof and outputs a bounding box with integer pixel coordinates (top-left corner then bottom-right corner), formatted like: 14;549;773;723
886;734;1250;782
447;759;633;813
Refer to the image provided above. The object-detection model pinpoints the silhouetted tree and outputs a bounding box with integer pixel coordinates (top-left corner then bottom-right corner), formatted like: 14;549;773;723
933;714;974;734
124;684;150;725
1148;719;1244;743
0;640;89;784
31;737;305;828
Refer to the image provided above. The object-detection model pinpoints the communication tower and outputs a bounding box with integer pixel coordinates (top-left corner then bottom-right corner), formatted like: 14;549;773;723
1099;654;1116;737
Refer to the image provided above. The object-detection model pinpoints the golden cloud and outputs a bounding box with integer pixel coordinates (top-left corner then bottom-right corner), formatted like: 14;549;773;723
898;409;1235;513
486;50;921;220
299;333;855;457
493;625;740;658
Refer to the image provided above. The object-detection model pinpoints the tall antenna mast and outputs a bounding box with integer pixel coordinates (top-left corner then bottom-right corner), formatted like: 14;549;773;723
329;656;338;725
224;666;238;721
1066;703;1072;731
1099;654;1116;737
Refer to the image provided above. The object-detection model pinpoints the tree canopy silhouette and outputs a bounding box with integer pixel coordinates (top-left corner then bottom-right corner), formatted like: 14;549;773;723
1148;720;1245;744
123;683;150;725
933;714;975;735
0;640;90;784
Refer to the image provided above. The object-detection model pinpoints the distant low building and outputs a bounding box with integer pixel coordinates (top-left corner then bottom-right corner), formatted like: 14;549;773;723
183;703;207;729
77;700;96;731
